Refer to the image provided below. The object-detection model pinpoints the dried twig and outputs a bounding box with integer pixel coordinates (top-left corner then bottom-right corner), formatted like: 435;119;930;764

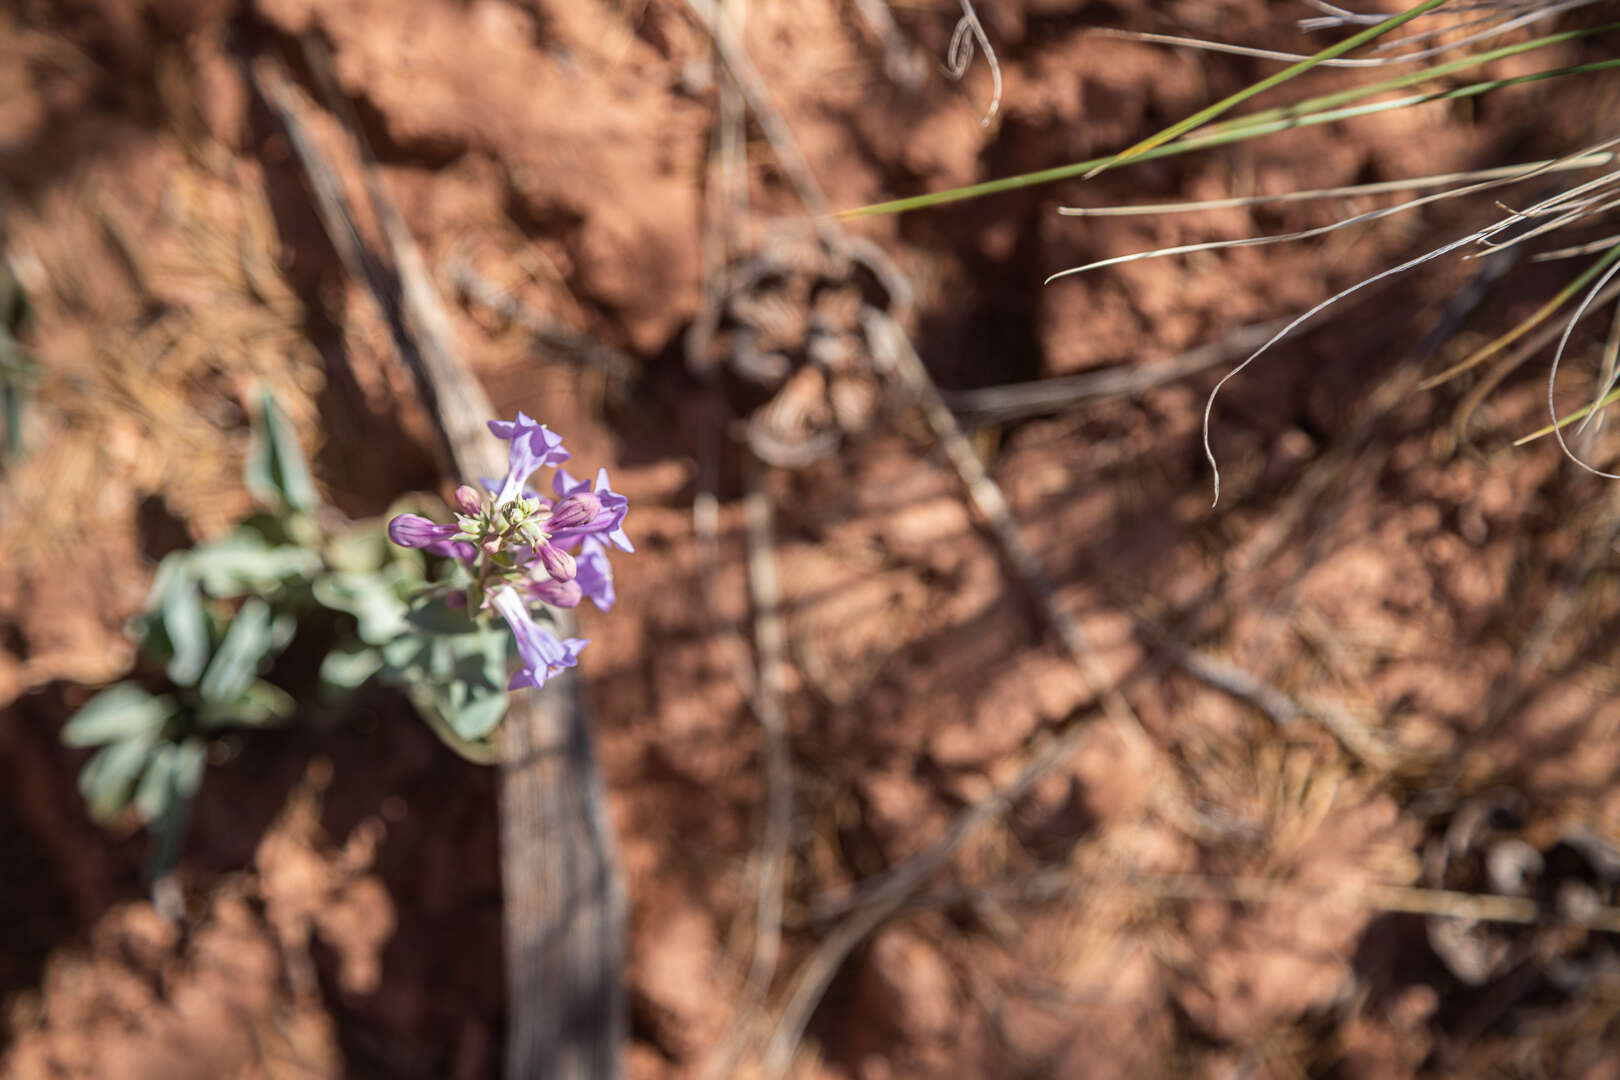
447;256;637;384
254;49;625;1080
848;0;928;91
908;867;1620;935
683;0;835;230
761;722;1106;1075
1130;612;1394;767
863;306;1149;751
942;317;1293;424
743;464;793;997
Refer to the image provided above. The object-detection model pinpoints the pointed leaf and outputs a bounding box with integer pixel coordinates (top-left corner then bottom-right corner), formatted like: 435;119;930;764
62;684;172;747
156;559;210;686
320;643;385;690
245;389;319;513
188;531;321;597
198;598;278;704
79;736;157;821
133;743;179;825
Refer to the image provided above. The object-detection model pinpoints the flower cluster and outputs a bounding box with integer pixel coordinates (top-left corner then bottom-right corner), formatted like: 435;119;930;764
387;413;632;690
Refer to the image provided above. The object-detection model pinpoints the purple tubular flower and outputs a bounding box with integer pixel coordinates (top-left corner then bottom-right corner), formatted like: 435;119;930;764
489;412;570;505
526;577;583;609
534;542;577;583
491;588;589;691
548;492;602;531
548;468;634;553
388;513;461;548
575;537;617;612
424;539;478;563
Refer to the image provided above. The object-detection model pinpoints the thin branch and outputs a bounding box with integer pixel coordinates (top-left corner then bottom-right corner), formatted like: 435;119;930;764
863;306;1149;752
743;463;793;999
941;318;1292;424
684;0;835;230
447;256;637;383
761;722;1106;1076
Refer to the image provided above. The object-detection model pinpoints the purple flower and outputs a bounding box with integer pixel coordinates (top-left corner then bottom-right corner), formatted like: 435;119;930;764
489;412;570;505
424;539;478;563
388;513;461;548
526;577;583;609
549;492;602;531
534;542;577;583
492;588;588;691
548;468;633;553
575;537;617;612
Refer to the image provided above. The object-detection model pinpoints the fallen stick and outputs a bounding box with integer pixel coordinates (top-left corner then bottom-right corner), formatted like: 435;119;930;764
253;51;625;1080
941;317;1292;424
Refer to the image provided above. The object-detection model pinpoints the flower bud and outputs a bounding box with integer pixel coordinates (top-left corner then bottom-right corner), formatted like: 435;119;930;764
534;542;577;582
388;513;459;549
453;485;483;515
529;578;583;609
549;492;603;530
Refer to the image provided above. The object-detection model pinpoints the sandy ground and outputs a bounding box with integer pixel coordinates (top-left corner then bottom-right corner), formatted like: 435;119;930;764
5;1;1620;1076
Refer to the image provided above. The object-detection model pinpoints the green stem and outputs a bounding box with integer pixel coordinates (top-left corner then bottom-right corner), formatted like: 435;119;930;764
839;56;1620;219
1087;0;1454;177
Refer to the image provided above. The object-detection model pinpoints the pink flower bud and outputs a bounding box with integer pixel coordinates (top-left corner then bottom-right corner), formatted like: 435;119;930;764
453;485;483;515
535;542;577;583
549;492;603;530
529;578;583;608
388;513;459;548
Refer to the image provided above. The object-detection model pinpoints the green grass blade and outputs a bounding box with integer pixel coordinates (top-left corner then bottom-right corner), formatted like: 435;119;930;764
1083;0;1453;178
840;55;1620;219
1421;241;1620;390
1202;21;1620;138
835;16;1620;220
1515;384;1620;445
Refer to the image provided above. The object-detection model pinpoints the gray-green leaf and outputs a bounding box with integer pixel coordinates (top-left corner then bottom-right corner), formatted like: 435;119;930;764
313;570;410;645
244;388;319;513
188;532;321;598
62;684;173;747
79;736;157;821
155;558;210;686
320;643;385;690
198;597;278;704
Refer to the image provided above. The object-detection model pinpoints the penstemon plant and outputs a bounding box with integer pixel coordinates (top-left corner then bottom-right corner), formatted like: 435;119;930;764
385;412;632;697
63;397;630;883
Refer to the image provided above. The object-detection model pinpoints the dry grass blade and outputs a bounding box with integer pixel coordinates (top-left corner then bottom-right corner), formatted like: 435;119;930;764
1451;277;1620;447
1131;614;1394;767
1548;250;1620;478
1205;229;1482;505
907;867;1620;935
1102;0;1599;67
1422;240;1620;391
1059;155;1619;218
1084;0;1451;178
684;0;834;229
1050;152;1608;284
